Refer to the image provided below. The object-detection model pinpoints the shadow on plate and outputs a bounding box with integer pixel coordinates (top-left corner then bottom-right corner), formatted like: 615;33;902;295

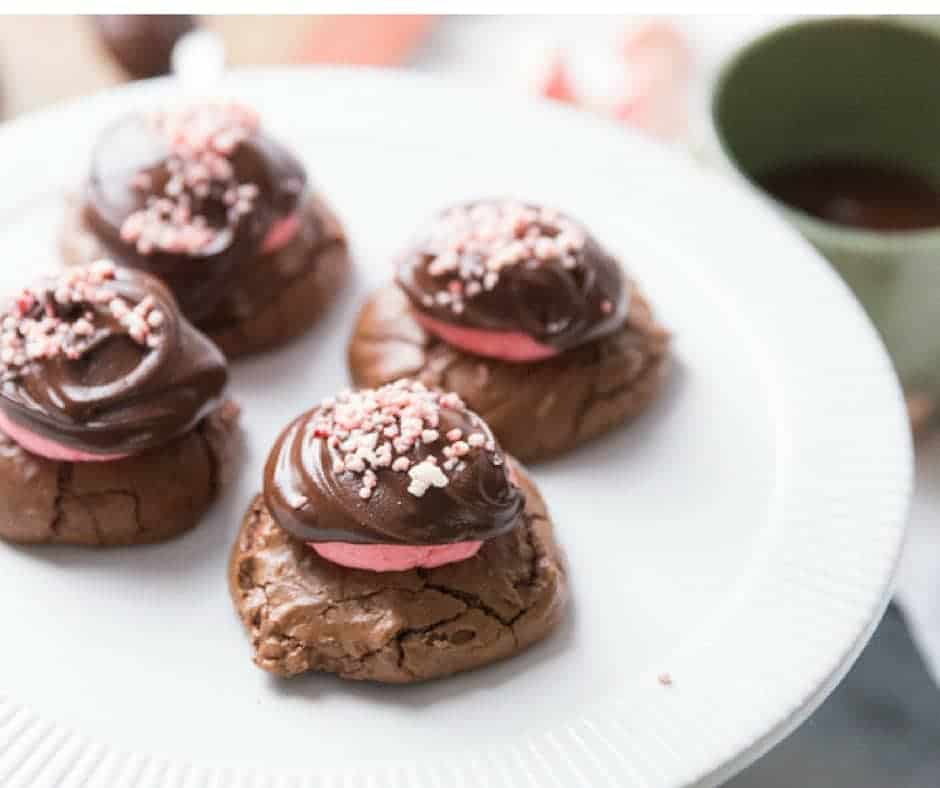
534;351;687;475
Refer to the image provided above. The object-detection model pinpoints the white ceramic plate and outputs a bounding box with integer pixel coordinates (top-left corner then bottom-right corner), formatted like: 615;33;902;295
0;69;912;788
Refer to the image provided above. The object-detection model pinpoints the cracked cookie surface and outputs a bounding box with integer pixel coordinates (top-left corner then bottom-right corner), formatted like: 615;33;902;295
229;462;566;683
347;284;670;463
0;400;240;546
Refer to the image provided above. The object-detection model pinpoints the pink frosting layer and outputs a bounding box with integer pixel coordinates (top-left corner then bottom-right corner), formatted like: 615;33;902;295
311;540;482;572
261;212;301;254
0;409;128;462
413;312;559;362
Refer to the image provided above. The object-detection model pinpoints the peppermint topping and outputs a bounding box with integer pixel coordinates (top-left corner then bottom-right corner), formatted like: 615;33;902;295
0;261;164;382
407;460;448;498
417;201;587;314
309;379;499;500
119;102;261;256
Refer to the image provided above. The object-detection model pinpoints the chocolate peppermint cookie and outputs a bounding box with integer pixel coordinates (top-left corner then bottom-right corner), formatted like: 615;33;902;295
229;379;566;682
62;101;350;357
92;15;197;80
0;261;239;546
348;200;670;461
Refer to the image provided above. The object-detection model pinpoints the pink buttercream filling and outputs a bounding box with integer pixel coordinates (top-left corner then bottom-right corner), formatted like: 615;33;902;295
311;540;482;572
261;212;301;254
413;312;559;362
0;409;129;462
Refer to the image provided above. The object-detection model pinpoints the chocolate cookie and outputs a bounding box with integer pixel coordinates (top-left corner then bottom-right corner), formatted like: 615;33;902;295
229;461;565;682
0;262;237;546
348;284;669;462
64;195;350;358
348;200;669;461
395;201;629;355
61;102;350;358
92;15;197;79
0;400;238;546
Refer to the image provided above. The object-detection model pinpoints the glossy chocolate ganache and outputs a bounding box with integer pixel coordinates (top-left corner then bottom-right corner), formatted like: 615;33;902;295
0;261;227;456
395;200;629;352
264;380;525;546
81;102;307;324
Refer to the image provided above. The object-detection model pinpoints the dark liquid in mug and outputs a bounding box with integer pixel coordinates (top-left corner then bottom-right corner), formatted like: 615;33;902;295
758;158;940;231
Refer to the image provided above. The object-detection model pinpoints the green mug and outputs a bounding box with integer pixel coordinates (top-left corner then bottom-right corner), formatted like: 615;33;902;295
710;16;940;400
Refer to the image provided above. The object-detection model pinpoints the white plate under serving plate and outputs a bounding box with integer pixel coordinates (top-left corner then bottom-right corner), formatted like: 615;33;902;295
0;69;912;788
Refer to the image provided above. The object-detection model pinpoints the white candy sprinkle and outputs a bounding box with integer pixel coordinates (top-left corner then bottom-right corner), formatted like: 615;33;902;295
406;459;448;497
306;380;502;501
0;262;164;378
407;479;429;497
415;202;586;314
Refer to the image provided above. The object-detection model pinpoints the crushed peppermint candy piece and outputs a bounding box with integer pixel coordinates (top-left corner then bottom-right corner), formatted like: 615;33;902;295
155;102;259;158
0;261;165;381
120;102;261;256
415;201;586;315
407;460;448;497
307;379;504;499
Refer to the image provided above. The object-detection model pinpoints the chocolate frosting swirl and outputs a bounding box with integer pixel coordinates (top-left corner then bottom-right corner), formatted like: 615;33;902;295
264;381;525;545
396;200;629;352
81;103;306;322
0;262;227;456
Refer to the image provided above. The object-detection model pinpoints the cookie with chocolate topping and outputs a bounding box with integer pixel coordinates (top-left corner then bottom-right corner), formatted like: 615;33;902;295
348;200;670;462
61;101;350;358
229;380;566;682
0;261;239;546
92;15;197;80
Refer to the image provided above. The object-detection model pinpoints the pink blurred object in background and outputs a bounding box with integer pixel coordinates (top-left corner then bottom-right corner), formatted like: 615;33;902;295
293;15;435;66
615;20;690;138
541;53;578;104
538;19;690;141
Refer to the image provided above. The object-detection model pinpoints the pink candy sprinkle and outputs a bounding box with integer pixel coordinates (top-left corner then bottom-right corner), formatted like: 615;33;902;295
416;201;587;314
120;102;262;257
308;380;503;500
0;261;164;381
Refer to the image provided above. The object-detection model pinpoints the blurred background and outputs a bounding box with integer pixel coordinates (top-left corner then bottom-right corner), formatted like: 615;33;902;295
0;15;746;119
3;13;939;786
